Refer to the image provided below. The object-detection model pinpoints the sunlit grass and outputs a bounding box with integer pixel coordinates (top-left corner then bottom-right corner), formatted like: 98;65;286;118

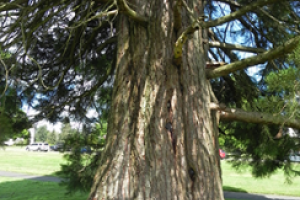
0;176;241;200
0;146;66;176
0;177;88;200
222;161;300;197
1;147;300;197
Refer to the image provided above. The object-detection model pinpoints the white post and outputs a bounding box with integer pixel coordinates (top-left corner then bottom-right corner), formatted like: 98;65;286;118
29;124;38;144
29;128;34;144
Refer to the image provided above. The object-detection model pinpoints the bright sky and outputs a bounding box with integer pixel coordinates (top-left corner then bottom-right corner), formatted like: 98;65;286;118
24;104;98;133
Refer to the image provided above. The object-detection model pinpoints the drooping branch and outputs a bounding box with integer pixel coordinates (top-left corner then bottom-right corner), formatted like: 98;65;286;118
206;35;300;79
219;0;294;33
97;0;113;3
201;0;281;28
255;7;300;34
227;7;281;71
0;0;28;12
216;0;241;8
0;58;9;99
67;10;118;29
210;103;300;130
42;63;115;119
95;36;117;52
116;0;148;23
209;41;266;53
173;0;279;62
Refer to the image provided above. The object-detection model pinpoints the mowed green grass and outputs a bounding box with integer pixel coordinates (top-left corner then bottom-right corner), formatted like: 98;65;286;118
0;146;66;176
0;177;240;200
0;177;88;200
1;146;300;198
222;161;300;197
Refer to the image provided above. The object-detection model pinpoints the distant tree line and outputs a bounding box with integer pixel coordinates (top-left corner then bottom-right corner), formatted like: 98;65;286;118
34;123;79;144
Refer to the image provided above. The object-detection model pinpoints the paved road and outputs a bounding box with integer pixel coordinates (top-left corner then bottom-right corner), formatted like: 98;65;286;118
0;170;63;182
1;170;300;200
224;191;300;200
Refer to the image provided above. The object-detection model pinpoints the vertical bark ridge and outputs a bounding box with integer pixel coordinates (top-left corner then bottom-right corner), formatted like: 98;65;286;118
180;0;223;199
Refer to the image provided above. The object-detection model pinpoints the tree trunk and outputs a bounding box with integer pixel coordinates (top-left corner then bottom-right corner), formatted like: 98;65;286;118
89;0;223;199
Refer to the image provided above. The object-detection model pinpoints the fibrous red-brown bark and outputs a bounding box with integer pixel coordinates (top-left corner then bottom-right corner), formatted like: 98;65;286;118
89;0;223;199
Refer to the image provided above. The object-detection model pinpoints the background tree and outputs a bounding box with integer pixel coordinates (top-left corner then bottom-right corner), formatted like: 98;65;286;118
47;130;58;145
58;122;107;194
1;0;300;199
35;125;49;142
0;50;31;144
58;123;78;143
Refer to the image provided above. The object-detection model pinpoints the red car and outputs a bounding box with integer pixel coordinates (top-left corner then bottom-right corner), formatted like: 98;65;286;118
219;149;226;159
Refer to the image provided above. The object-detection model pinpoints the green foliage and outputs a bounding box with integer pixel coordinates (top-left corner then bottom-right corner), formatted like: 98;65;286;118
0;109;14;139
0;108;31;144
58;123;78;143
47;131;58;145
220;65;300;181
57;122;107;194
221;121;299;181
0;48;11;61
266;68;299;92
0;1;115;124
0;65;31;143
35;125;49;142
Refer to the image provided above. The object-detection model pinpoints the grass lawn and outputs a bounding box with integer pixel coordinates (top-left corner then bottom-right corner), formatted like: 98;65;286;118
0;176;240;200
1;146;300;198
222;161;300;197
0;177;88;200
0;146;66;176
0;176;241;200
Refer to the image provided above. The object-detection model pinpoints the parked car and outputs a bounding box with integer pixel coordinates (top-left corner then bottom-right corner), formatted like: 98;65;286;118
289;150;300;162
26;143;39;151
50;143;71;151
219;149;226;159
38;143;49;151
26;143;49;152
50;144;63;151
80;146;92;154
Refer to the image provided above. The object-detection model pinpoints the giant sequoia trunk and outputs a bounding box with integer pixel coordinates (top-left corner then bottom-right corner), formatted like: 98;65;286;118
89;0;223;199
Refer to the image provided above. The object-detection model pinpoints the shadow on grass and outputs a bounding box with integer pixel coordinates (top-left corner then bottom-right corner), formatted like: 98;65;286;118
0;170;63;182
223;189;300;200
0;176;88;200
223;186;248;193
1;173;300;200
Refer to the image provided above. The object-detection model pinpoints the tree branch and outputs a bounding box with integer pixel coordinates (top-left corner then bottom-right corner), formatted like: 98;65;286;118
173;16;207;64
40;62;115;120
0;0;28;12
201;0;281;28
209;41;266;53
210;103;300;130
173;22;199;61
173;0;275;62
116;0;148;23
95;36;117;52
0;58;9;99
216;0;241;8
206;35;300;79
67;10;118;29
